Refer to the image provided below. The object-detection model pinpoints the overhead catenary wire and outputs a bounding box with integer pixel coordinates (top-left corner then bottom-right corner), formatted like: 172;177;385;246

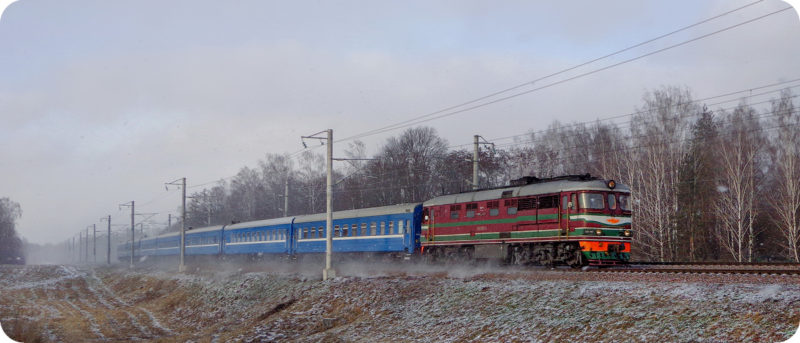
447;78;800;149
149;5;795;198
337;3;791;143
91;4;795;234
123;78;800;228
489;93;800;150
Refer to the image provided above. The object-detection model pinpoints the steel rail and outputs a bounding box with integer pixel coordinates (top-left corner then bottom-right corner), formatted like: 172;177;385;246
588;268;800;276
629;261;800;267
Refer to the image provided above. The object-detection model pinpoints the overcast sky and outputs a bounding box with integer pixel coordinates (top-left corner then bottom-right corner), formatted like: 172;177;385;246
1;0;799;244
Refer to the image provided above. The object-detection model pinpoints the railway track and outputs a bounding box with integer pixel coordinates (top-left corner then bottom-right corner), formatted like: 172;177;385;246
589;268;800;276
589;261;800;276
630;261;800;267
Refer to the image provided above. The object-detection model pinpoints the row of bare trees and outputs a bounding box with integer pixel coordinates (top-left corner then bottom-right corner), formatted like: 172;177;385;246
177;86;799;262
0;197;24;264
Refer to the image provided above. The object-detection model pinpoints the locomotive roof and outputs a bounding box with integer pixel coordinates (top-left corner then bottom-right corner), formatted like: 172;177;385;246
293;203;420;224
423;179;630;206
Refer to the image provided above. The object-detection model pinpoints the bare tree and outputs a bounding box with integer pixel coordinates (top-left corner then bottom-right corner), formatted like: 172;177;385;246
714;102;765;262
627;86;695;261
297;150;326;214
675;107;720;261
259;153;295;216
228;166;268;222
380;127;449;203
768;89;800;261
0;197;24;264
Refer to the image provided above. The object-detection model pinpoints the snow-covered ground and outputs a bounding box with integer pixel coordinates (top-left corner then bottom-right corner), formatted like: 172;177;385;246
1;263;798;342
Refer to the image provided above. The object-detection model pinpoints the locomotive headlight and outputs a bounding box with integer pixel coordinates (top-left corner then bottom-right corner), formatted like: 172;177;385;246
623;230;631;237
595;229;603;236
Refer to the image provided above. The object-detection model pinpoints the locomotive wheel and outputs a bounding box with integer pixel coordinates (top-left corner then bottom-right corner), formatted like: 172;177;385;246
567;250;587;268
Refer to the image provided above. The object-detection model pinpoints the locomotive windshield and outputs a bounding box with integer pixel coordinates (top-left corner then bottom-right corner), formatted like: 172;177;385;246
618;194;631;211
579;193;605;210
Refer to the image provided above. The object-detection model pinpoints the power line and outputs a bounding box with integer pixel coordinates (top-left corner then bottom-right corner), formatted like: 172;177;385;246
490;92;800;150
447;78;800;149
257;13;800;199
338;2;789;143
98;4;794;222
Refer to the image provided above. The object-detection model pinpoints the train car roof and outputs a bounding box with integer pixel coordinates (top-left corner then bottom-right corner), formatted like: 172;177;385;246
185;225;225;234
157;231;180;238
423;179;630;206
293;203;421;224
227;217;293;230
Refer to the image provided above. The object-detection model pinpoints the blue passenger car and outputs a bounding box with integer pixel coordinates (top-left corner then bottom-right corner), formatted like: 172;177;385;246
117;203;423;262
292;203;422;255
185;225;225;255
156;232;180;256
223;217;292;256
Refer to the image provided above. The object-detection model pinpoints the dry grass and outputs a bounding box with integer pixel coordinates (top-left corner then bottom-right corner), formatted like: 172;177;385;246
2;264;800;342
4;311;47;343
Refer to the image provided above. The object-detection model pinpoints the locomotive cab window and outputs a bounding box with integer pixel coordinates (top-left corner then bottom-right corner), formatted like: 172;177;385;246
579;193;605;210
619;194;631;211
608;194;617;210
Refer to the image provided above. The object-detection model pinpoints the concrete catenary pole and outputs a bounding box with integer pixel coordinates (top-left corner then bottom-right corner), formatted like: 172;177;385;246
93;224;96;264
323;129;335;280
106;215;111;265
473;134;479;190
180;177;186;272
78;232;82;263
130;201;135;268
85;227;89;262
205;191;211;225
284;177;289;217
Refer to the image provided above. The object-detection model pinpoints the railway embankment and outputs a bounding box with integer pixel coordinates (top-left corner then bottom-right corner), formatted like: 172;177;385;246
1;263;799;342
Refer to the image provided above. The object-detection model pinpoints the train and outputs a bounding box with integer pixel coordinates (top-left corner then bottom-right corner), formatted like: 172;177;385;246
118;174;632;267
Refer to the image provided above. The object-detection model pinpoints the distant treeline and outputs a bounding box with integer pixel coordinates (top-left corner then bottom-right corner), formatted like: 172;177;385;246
175;86;799;263
0;197;24;264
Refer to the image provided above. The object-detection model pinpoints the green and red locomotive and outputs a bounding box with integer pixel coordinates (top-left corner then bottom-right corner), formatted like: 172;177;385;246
421;174;631;267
